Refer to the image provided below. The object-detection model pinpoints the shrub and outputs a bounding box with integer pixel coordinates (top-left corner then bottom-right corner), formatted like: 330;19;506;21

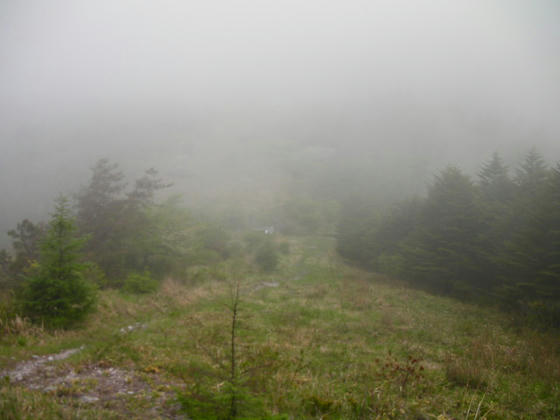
254;241;279;272
122;271;158;294
243;231;266;252
277;241;290;255
83;262;108;288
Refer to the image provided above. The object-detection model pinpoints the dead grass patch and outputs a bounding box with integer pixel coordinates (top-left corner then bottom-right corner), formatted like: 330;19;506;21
0;315;44;338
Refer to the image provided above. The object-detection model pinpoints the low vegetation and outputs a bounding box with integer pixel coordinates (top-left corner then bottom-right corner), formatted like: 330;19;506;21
0;153;559;418
1;236;559;418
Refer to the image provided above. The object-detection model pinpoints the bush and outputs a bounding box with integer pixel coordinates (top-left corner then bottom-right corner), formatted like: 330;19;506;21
243;231;266;252
277;241;290;255
83;262;108;288
254;241;279;273
122;271;158;294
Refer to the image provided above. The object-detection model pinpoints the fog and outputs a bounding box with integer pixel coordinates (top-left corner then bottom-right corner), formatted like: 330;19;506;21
1;0;560;244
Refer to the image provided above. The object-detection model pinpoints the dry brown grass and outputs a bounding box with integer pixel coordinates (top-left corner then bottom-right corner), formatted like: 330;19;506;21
445;326;560;394
445;356;490;389
0;315;44;338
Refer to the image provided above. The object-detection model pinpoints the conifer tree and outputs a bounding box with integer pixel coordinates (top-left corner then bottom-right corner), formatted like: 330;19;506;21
76;160;171;282
401;167;486;294
535;164;560;301
76;158;127;281
477;152;514;289
7;219;45;279
500;149;551;303
515;147;549;196
20;196;96;328
478;152;513;202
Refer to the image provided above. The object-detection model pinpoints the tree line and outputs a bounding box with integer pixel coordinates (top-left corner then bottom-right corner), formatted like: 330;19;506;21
337;149;560;328
0;159;233;327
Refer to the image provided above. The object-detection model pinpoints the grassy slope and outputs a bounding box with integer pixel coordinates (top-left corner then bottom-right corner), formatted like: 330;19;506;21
1;236;559;419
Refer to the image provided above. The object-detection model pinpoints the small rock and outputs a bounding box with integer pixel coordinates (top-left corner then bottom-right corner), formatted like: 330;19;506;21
47;356;54;361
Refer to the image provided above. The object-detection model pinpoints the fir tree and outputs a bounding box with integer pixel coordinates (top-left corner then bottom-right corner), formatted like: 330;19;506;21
478;152;513;202
477;152;514;290
401;167;487;295
515;147;549;195
76;158;127;281
501;149;552;303
537;164;560;300
20;196;96;328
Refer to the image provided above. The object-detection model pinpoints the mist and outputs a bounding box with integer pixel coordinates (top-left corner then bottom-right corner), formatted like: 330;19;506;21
3;3;560;416
2;0;560;243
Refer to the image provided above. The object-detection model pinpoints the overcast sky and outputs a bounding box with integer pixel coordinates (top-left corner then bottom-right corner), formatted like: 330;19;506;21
1;0;560;241
2;1;559;120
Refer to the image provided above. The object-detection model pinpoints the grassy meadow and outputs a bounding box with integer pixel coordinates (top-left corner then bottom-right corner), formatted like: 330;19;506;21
1;236;559;419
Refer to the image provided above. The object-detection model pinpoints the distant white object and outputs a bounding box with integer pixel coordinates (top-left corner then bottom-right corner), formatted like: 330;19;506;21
264;225;275;235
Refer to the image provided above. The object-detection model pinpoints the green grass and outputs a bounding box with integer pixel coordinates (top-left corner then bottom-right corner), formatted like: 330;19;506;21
1;236;559;418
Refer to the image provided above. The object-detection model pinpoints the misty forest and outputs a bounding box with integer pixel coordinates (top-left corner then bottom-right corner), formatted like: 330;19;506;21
1;1;560;419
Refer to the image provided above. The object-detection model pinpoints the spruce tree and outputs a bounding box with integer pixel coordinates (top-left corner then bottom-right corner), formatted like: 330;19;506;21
478;152;513;202
401;167;487;295
76;158;127;281
501;149;551;303
477;152;514;291
20;196;96;328
76;160;171;282
515;147;549;196
537;164;560;300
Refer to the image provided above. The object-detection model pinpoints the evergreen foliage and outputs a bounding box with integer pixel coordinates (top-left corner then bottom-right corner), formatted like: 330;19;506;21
19;196;96;328
75;159;173;284
538;164;560;298
401;167;485;294
515;147;549;195
122;271;158;294
76;158;128;281
336;197;380;266
7;219;44;266
6;219;45;284
0;249;12;288
337;149;560;328
1;160;232;299
478;152;513;202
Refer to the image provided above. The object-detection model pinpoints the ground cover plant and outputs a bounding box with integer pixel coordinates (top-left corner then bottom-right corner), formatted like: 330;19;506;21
0;235;559;419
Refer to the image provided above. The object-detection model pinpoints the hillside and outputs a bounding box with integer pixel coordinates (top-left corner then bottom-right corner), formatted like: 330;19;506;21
1;236;559;419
